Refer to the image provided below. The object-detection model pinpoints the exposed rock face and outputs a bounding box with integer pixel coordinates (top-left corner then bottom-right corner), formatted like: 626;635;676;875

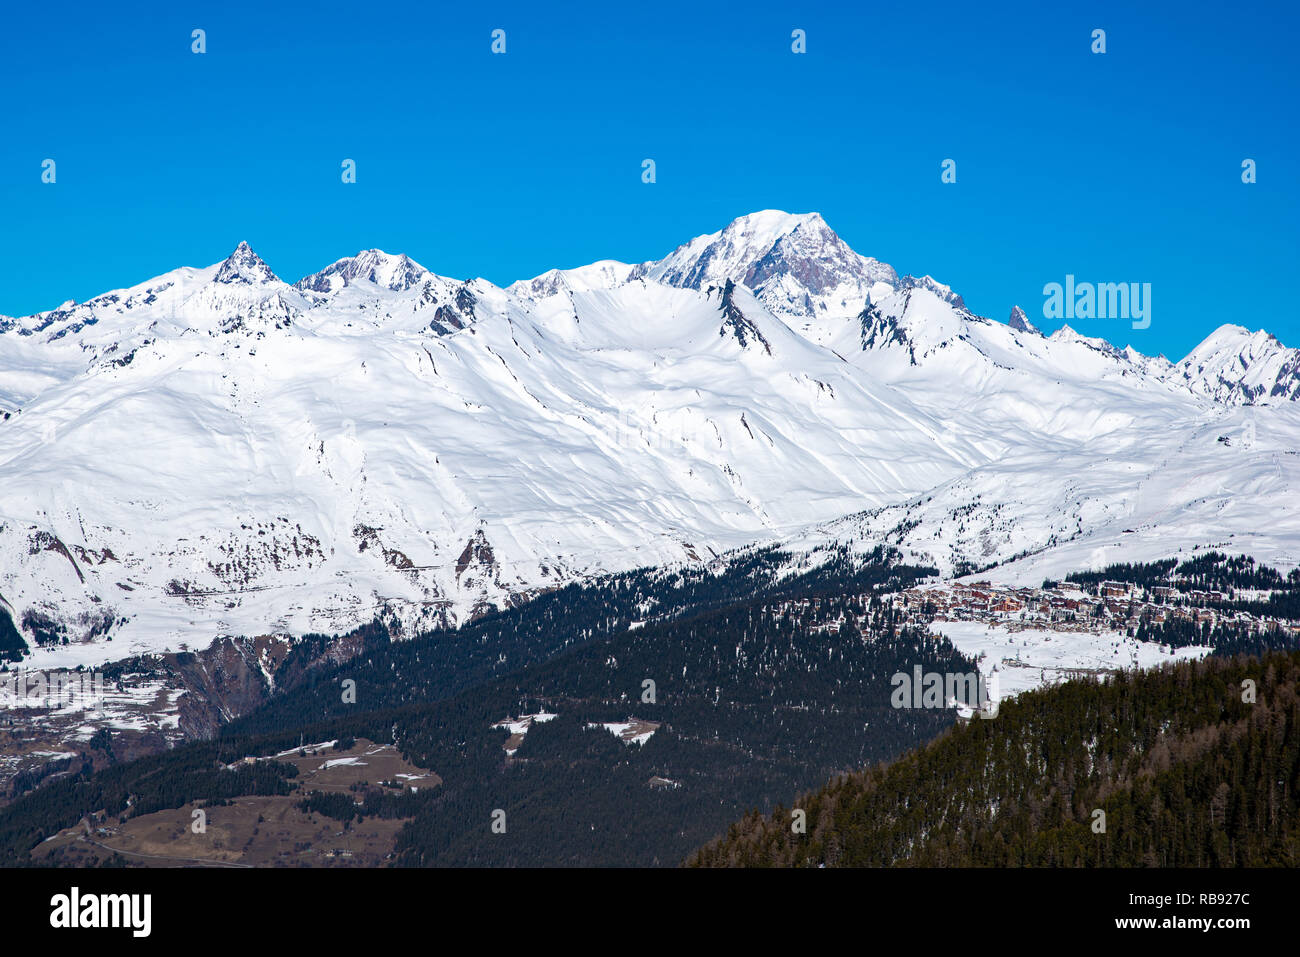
716;280;772;355
634;210;897;319
172;634;292;739
1008;305;1041;335
173;625;386;739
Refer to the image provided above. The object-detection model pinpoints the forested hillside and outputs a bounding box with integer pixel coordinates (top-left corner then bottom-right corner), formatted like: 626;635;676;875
0;548;961;866
222;543;934;738
688;651;1300;867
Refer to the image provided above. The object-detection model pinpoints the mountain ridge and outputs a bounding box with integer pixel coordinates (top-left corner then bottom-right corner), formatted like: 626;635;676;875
6;211;1293;380
2;211;1298;670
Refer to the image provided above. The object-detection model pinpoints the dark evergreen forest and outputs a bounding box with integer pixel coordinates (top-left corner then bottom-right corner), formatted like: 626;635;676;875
689;651;1300;867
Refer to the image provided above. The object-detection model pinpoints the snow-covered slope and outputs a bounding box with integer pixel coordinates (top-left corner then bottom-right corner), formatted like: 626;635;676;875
506;260;635;300
1170;324;1300;404
2;211;1297;669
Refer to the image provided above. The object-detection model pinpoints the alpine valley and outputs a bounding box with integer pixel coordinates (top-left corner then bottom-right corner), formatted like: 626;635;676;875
2;211;1300;866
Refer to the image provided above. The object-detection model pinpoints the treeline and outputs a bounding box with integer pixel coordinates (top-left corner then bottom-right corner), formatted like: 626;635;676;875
0;607;26;662
1064;558;1178;590
1176;552;1296;592
221;546;934;741
297;787;439;823
1199;591;1300;622
23;547;1296;868
0;554;967;867
0;740;305;864
380;589;972;866
1066;553;1300;597
1066;552;1300;637
1137;617;1300;659
687;650;1300;867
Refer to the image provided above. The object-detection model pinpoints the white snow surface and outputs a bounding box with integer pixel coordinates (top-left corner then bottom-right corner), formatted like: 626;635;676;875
928;621;1211;702
2;210;1299;668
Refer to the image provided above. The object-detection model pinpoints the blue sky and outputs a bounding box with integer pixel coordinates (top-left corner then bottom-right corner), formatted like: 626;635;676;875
1;0;1295;360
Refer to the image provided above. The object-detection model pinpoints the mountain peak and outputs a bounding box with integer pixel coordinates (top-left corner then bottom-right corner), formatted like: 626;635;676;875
297;249;430;294
638;209;898;319
703;210;843;265
898;274;966;312
1008;305;1041;335
722;209;826;241
507;260;635;300
213;241;279;285
1188;323;1277;356
1174;324;1299;404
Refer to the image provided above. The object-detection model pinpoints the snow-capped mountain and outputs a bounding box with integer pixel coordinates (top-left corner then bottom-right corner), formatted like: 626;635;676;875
506;260;635;300
1172;324;1300;405
2;210;1298;670
213;240;280;286
628;210;897;338
292;249;488;336
296;248;430;294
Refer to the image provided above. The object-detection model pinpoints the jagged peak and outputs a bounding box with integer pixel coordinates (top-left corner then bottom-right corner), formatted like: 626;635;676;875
707;278;773;355
637;210;898;321
1008;305;1041;335
213;241;279;285
643;210;833;285
898;275;965;311
1047;324;1125;357
297;248;431;294
1167;324;1300;404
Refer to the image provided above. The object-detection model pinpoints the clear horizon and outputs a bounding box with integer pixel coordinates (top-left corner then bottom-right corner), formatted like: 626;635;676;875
2;0;1296;360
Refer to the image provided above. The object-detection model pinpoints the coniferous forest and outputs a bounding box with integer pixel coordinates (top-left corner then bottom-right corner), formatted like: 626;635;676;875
3;549;1300;868
0;548;963;867
688;651;1300;867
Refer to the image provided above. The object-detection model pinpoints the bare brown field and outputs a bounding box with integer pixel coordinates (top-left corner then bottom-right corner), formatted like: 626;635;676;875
32;737;439;867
